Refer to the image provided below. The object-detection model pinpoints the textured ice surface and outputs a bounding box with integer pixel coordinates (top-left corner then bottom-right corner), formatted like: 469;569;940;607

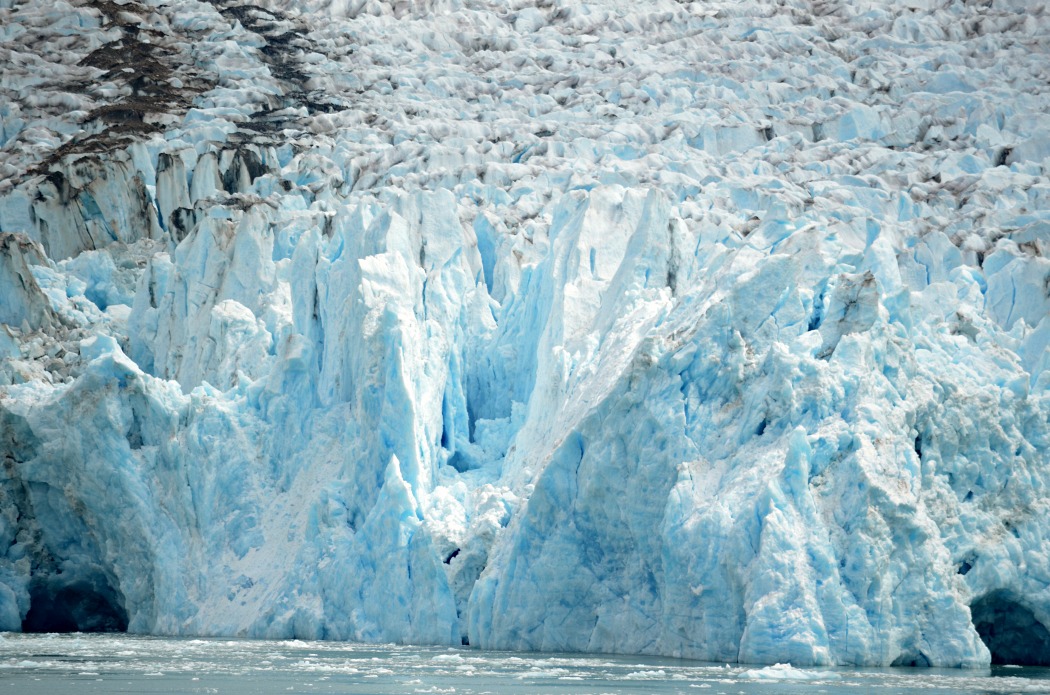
1;0;1049;668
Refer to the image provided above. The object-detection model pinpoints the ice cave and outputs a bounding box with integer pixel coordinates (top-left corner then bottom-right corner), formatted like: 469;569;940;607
971;592;1050;667
22;577;128;634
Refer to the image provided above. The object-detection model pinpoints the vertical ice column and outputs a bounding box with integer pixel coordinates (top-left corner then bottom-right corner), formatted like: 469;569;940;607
0;233;55;331
156;152;191;237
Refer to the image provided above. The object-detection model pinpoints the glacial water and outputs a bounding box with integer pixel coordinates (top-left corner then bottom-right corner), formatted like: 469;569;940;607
0;634;1048;695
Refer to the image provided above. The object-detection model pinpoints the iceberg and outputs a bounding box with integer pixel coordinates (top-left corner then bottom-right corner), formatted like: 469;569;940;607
0;0;1048;668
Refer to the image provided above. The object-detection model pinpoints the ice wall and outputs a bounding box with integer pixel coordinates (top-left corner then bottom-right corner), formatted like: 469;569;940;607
1;0;1049;667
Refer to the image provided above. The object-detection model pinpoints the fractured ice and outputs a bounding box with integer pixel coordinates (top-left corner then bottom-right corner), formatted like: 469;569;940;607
1;0;1049;668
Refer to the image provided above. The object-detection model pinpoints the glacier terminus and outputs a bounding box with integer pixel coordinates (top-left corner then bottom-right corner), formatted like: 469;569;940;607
1;0;1050;669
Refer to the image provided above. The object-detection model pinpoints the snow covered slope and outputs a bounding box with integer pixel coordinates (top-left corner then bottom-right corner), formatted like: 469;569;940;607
2;0;1050;667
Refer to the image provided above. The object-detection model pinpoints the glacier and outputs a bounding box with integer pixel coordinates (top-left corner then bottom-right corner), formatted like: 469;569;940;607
1;0;1050;668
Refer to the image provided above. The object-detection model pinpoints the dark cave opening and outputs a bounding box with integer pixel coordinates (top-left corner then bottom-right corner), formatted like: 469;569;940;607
22;579;128;633
891;651;931;668
971;591;1050;666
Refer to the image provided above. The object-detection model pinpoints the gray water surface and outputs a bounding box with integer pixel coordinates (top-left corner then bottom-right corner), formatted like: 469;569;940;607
1;633;1048;694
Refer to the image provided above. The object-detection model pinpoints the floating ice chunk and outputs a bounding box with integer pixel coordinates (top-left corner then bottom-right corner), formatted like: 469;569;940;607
738;663;838;680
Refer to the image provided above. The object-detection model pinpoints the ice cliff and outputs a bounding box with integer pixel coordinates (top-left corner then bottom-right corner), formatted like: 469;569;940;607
2;0;1050;668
